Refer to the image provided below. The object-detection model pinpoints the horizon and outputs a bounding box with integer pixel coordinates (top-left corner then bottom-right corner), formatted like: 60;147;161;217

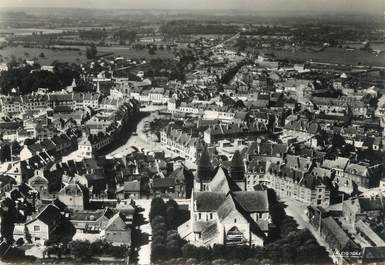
0;0;383;15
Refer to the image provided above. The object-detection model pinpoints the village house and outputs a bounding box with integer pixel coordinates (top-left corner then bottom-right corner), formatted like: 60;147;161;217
116;180;141;200
103;213;132;246
342;196;385;229
204;122;267;144
25;204;63;244
57;183;87;210
160;125;203;161
266;159;333;207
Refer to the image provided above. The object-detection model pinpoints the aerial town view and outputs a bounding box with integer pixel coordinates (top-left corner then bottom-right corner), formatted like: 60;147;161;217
0;0;384;264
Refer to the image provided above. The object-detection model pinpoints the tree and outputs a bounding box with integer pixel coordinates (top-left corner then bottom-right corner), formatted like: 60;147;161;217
152;243;167;261
182;244;199;259
109;245;128;259
70;240;93;261
270;203;286;226
39;52;45;58
86;44;98;59
212;244;226;260
148;47;156;55
166;199;179;229
150;215;166;227
150;197;166;221
332;133;346;149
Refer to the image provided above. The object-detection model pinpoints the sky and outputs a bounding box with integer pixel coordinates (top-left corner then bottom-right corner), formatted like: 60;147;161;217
0;0;383;14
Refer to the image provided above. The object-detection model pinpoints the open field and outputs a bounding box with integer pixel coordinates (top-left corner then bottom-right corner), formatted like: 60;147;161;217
0;45;175;65
258;47;385;67
0;46;86;64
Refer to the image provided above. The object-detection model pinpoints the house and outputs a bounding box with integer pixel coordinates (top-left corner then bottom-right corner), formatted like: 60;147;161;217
245;159;267;190
51;134;76;156
0;96;23;114
104;213;132;246
203;122;267;144
0;175;16;197
25;204;63;244
70;208;116;233
321;157;350;188
78;136;93;159
20;144;44;161
160;124;203;161
116;180;141;200
57;183;87;210
342;197;385;229
28;171;49;195
266;162;333;207
320;216;359;257
49;93;74;109
152;178;177;197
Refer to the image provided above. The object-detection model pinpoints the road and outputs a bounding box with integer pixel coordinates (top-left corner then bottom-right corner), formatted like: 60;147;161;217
282;197;340;264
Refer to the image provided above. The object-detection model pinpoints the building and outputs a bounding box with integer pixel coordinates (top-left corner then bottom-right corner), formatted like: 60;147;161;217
342;197;385;229
266;162;332;207
25;204;63;244
116;180;141;200
178;189;270;247
160;125;202;161
57;183;86;210
103;213;132;246
204;122;267;144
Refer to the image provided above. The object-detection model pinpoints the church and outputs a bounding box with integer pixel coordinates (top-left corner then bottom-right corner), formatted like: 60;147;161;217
178;148;271;247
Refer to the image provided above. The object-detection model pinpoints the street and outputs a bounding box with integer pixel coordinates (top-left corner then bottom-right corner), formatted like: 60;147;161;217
134;199;152;265
282;197;339;264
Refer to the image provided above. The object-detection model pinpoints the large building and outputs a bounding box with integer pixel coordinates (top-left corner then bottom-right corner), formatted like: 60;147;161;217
179;163;270;247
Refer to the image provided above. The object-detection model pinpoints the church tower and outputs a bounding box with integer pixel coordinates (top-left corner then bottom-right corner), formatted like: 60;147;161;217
230;150;246;190
195;147;213;191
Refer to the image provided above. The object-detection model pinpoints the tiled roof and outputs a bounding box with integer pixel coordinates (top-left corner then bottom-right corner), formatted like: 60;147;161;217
322;216;357;249
232;191;269;212
194;192;226;212
152;177;175;189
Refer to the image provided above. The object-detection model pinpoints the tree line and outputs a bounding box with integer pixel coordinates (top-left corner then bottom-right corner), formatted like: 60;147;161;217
150;198;185;262
0;62;81;95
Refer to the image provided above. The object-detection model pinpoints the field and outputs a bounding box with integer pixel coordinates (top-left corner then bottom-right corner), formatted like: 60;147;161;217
258;47;385;67
347;43;385;51
0;45;175;65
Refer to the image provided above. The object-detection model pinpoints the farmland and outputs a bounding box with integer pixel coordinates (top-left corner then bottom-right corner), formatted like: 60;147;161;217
257;47;385;67
0;45;175;65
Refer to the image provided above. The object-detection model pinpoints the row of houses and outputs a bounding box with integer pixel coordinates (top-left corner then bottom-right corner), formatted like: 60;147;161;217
79;99;140;157
160;124;204;161
0;92;101;114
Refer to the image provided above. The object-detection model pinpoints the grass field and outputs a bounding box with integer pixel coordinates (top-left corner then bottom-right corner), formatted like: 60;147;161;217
258;47;385;67
0;45;175;65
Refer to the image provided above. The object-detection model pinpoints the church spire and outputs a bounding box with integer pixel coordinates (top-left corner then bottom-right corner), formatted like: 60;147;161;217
197;147;213;182
230;150;245;181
